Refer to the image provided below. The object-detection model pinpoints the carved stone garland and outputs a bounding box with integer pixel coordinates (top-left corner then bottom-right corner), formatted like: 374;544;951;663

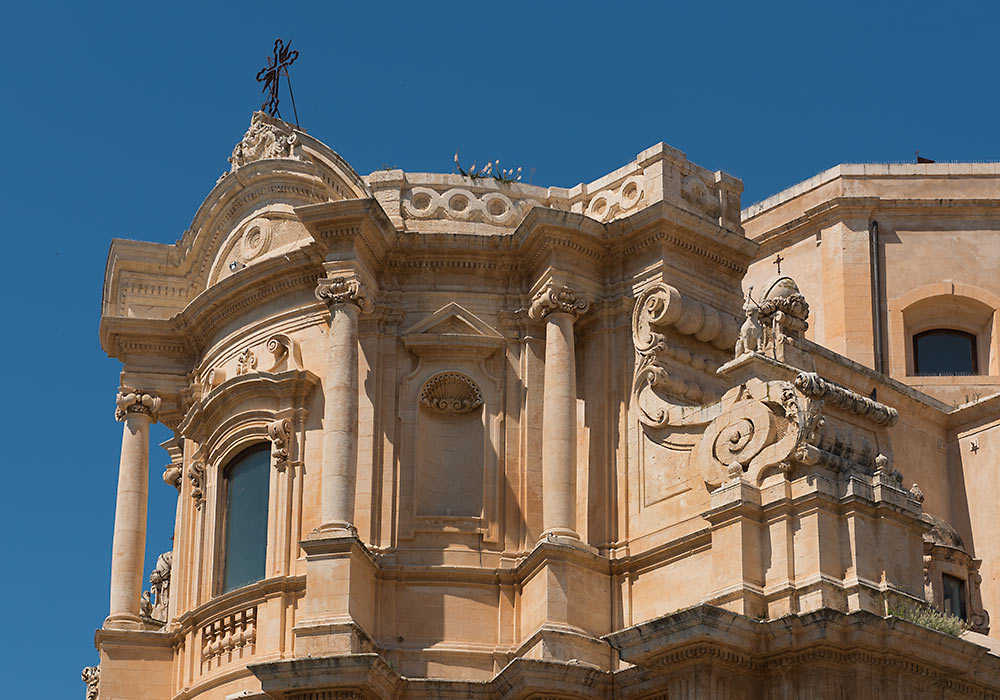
81;665;100;700
419;373;484;414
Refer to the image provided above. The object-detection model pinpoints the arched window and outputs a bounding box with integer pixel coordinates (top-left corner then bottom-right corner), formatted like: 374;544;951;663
222;445;270;593
913;329;978;376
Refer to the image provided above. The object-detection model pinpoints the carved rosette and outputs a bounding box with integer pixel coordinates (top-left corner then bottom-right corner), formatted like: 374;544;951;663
228;112;302;172
268;418;292;471
188;461;205;509
419;373;484;414
115;389;161;422
315;275;373;312
81;665;100;700
528;282;589;320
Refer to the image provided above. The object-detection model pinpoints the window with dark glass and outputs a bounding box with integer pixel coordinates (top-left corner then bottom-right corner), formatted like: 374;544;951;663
942;573;967;620
913;330;978;376
222;445;270;593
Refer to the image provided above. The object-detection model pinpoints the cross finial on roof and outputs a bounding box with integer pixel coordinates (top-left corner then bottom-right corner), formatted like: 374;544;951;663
256;39;300;126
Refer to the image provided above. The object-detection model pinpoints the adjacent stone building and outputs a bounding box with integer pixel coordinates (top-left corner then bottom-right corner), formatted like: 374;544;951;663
86;112;1000;699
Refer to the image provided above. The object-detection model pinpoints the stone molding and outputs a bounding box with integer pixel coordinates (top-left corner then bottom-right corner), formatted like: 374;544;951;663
795;371;899;426
528;282;589;320
115;388;161;422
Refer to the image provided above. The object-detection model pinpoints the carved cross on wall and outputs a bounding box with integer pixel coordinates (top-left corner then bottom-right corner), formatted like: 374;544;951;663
773;254;784;275
256;39;299;125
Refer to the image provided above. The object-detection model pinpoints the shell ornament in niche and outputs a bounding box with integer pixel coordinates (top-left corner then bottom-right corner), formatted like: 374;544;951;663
419;373;483;414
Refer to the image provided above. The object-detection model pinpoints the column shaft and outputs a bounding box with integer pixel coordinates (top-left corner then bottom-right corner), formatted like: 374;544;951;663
320;303;360;532
107;412;150;627
541;311;580;540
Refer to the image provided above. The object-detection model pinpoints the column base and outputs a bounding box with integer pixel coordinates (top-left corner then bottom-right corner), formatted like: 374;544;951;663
538;530;598;555
313;521;358;538
102;613;145;631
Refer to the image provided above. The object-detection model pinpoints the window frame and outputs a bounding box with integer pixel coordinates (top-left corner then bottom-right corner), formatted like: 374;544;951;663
941;572;968;621
217;443;272;595
912;328;979;377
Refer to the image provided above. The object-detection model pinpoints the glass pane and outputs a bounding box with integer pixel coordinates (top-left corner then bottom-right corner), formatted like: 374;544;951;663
914;331;976;376
223;446;270;592
942;573;967;620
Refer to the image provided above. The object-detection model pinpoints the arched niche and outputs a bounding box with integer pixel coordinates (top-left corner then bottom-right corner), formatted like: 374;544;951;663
415;372;486;518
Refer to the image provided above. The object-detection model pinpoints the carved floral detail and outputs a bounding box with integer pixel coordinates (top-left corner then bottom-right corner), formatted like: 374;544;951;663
268;418;292;471
315;275;372;311
81;665;100;700
419;373;484;414
115;388;161;422
236;348;257;376
528;282;589;320
188;461;205;508
228;112;302;172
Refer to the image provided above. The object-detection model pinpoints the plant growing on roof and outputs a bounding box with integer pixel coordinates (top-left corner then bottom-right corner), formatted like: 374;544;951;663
454;151;523;184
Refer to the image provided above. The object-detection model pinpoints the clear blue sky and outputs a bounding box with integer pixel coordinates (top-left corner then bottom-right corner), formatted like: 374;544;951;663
2;2;997;697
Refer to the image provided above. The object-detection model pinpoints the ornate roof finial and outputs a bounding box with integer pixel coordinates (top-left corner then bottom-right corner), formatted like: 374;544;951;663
256;39;300;126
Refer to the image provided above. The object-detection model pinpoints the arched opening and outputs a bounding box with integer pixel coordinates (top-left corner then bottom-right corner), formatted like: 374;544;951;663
913;329;978;376
221;444;270;593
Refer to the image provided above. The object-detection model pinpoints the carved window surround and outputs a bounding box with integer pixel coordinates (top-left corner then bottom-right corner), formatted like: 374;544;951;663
176;369;318;610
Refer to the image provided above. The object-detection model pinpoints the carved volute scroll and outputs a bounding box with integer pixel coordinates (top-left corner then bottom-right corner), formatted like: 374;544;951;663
188;461;205;509
268;418;292;471
528;282;589;320
419;372;484;414
115;388;161;422
315;273;374;311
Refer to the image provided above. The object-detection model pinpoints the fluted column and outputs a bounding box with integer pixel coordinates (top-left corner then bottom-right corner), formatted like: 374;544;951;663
105;389;160;629
315;274;371;535
530;282;589;543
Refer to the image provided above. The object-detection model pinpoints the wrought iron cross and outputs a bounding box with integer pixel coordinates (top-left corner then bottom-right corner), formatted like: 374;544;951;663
256;39;299;125
773;254;784;275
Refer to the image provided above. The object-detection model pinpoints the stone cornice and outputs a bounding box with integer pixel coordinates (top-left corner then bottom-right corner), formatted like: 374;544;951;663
295;197;398;269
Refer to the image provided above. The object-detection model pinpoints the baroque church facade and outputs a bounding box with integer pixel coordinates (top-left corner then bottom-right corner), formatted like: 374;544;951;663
86;112;1000;699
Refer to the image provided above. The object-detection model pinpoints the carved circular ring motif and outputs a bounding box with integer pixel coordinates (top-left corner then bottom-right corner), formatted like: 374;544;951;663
241;220;271;261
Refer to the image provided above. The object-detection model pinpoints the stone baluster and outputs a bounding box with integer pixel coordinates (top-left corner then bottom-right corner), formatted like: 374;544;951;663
105;388;160;629
314;274;371;535
529;282;589;543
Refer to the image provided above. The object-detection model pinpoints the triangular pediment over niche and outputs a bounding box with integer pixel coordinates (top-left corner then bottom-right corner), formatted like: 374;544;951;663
402;303;503;358
403;303;503;338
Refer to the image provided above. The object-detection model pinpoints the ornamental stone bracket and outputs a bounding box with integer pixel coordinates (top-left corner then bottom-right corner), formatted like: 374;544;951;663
268;418;293;471
81;665;100;700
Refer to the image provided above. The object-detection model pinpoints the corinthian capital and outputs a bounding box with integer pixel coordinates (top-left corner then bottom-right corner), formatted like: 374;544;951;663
115;388;161;422
315;274;373;312
529;282;590;320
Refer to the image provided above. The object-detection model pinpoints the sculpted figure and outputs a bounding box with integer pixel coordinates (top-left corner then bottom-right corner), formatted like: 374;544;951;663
734;287;762;357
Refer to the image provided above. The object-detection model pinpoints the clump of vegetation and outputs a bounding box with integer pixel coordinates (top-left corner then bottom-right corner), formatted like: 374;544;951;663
454;151;522;183
886;594;968;637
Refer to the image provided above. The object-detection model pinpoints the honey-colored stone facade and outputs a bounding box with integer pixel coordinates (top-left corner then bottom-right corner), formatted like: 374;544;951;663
87;112;1000;699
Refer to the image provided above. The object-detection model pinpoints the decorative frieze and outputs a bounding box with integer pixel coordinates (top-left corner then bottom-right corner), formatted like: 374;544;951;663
528;282;589;320
115;388;161;422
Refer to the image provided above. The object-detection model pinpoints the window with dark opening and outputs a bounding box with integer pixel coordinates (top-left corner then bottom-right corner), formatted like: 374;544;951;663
222;445;270;593
942;573;967;620
913;330;978;376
